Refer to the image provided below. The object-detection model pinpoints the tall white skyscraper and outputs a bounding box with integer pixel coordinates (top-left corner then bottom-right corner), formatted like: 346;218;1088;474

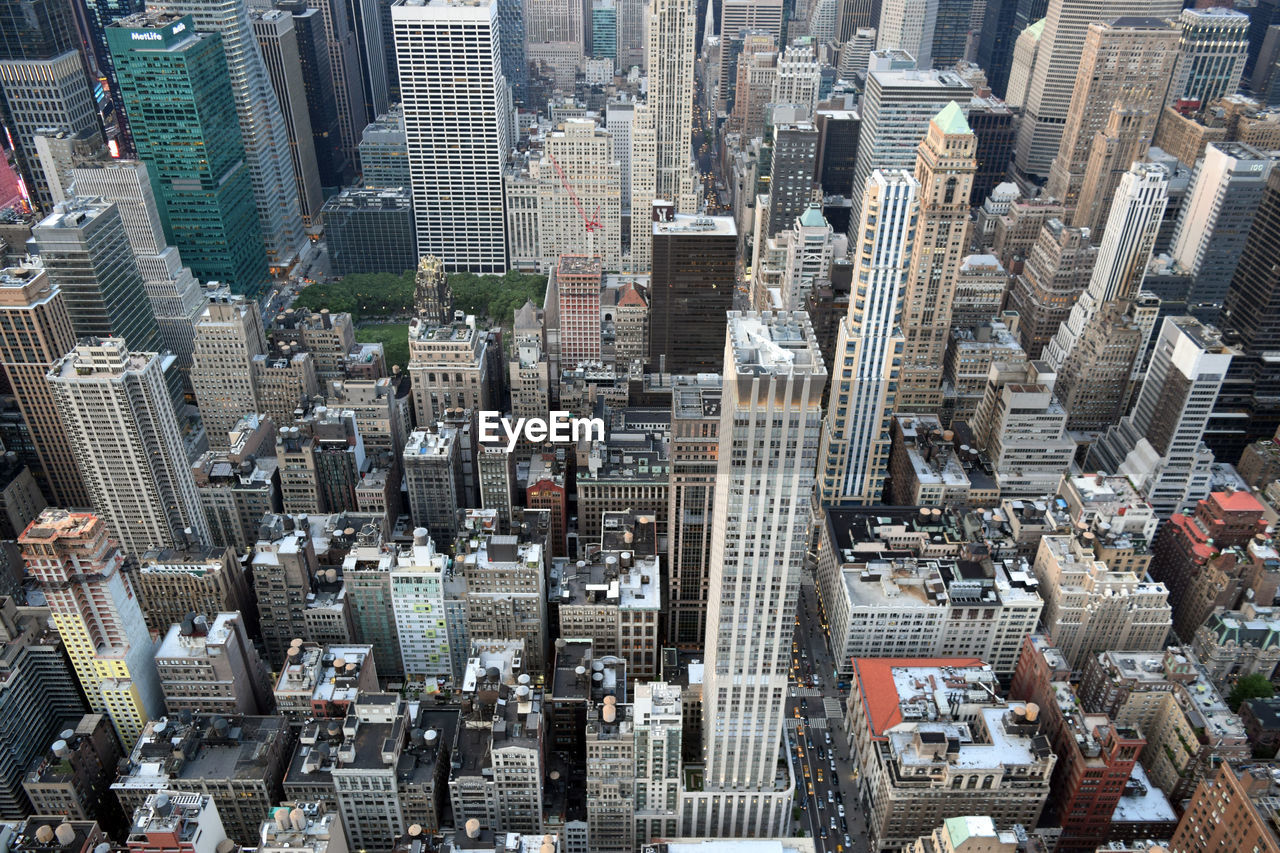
1044;162;1169;371
683;311;826;838
1013;0;1182;180
394;0;513;272
1092;317;1237;517
150;0;311;270
48;338;211;557
876;0;937;68
771;42;821;117
818;170;918;504
647;0;697;208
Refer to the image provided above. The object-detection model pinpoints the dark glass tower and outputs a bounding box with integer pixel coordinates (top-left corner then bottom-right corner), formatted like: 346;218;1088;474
1205;166;1280;459
107;13;269;295
648;210;738;374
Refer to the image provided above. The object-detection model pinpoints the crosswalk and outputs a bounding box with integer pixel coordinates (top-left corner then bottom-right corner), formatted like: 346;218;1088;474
824;697;844;719
793;686;822;697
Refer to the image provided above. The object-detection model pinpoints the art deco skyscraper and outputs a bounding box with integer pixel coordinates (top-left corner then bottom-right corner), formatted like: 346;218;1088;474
143;0;309;271
685;311;826;838
1013;0;1181;181
1043;17;1178;210
896;103;976;411
1044;161;1168;372
0;267;87;508
647;0;696;208
1169;7;1249;109
49;338;211;556
21;509;165;748
818;170;917;505
393;0;512;273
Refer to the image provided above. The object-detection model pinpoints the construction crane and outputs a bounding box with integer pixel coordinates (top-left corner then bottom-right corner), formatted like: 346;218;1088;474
546;152;602;233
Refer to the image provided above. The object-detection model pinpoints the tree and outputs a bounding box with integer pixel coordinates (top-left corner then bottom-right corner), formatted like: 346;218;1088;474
1228;673;1275;712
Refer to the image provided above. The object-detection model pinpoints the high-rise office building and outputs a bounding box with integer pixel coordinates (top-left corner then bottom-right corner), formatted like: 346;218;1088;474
145;0;309;273
896;103;976;411
1004;219;1096;359
291;0;368;171
253;10;325;229
975;0;1048;98
1013;0;1182;181
32;198;162;356
0;0;100;212
393;0;512;273
1170;142;1277;322
538;119;623;271
667;375;721;648
77;0;147;152
190;292;268;450
357;105;408;188
771;42;820;116
67;160;206;376
0;267;87;508
1092;318;1237;517
1044;162;1169;372
763;122;819;238
648;212;737;373
48;338;211;556
850;59;972;224
107;13;270;294
20;509;165;748
876;0;939;68
1170;7;1249;109
556;255;604;368
719;0;783;101
592;0;617;60
1207;167;1280;458
684;311;825;838
1043;18;1178;210
321;187;416;276
818;170;917;505
271;0;353;190
648;0;696;208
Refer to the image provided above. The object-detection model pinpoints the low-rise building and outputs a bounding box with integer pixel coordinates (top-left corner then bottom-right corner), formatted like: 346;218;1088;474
273;643;378;725
22;715;124;836
154;612;274;715
845;658;1054;853
1191;602;1280;688
552;547;662;683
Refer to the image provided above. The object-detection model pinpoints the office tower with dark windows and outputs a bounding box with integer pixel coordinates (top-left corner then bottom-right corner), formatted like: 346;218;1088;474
321;187;416;276
1170;7;1249;110
146;0;309;273
648;213;737;374
0;0;100;212
32;197;162;356
107;14;270;294
393;0;512;273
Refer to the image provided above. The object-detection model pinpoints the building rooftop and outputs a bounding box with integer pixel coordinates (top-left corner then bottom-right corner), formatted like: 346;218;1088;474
727;311;825;375
652;213;736;237
1112;762;1177;825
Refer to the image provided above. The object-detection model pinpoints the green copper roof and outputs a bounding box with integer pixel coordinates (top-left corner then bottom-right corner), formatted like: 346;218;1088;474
944;817;996;847
799;203;827;228
1026;17;1045;39
935;101;971;135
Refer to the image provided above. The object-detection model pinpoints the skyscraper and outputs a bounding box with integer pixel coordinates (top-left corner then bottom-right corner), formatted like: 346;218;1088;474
818;170;917;505
32;198;162;355
1044;162;1169;372
1043;17;1178;210
144;0;309;272
648;0;697;208
719;0;783;101
107;13;270;294
292;0;369;170
0;267;87;508
1013;0;1182;181
896;102;976;411
190;292;268;449
253;9;325;229
684;311;825;838
668;374;722;648
849;59;972;224
648;211;737;373
1170;142;1277;323
48;338;211;556
763;122;819;238
1003;218;1096;358
0;19;100;212
393;0;512;273
20;509;165;748
1170;7;1249;109
975;0;1048;98
555;255;604;368
538;118;623;270
876;0;938;68
68;159;207;377
1092;317;1237;517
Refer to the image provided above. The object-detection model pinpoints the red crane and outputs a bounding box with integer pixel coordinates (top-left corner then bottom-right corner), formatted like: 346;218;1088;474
546;151;602;232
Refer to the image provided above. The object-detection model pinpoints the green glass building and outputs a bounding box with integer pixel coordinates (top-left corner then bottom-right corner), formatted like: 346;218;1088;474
107;13;269;295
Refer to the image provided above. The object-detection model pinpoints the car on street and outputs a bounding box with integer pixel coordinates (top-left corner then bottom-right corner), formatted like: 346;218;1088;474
838;805;845;817
844;835;852;848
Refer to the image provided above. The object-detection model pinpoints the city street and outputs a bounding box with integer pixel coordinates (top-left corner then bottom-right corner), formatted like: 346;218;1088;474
786;572;872;853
